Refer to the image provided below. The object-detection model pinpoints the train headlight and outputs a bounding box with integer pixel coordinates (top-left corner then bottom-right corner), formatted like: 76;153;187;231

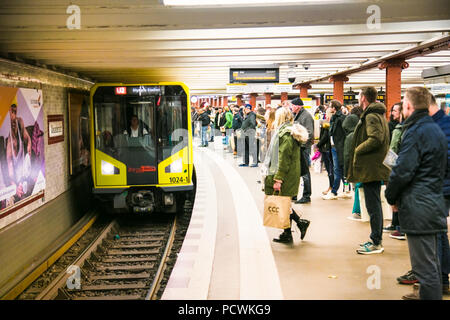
101;160;120;175
167;158;183;173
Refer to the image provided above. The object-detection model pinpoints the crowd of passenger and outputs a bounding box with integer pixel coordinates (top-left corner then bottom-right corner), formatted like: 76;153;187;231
191;86;450;300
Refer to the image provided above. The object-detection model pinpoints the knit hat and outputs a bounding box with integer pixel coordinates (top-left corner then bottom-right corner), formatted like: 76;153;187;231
291;97;304;106
245;104;252;110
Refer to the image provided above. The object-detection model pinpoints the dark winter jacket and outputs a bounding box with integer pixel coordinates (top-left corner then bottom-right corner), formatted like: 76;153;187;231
316;122;331;153
329;110;346;166
198;112;210;127
432;109;450;197
214;112;226;130
347;102;390;183
388;119;399;140
385;110;448;234
241;111;257;132
342;114;359;178
294;108;314;148
232;113;243;130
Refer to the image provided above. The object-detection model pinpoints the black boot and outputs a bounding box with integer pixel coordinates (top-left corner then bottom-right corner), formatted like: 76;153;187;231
297;219;310;240
273;229;293;243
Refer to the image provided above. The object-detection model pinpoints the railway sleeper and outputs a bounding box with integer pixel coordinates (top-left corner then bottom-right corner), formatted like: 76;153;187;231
74;283;148;291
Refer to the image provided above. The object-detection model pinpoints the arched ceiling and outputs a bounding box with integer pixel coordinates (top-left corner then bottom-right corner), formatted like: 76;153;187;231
0;0;449;94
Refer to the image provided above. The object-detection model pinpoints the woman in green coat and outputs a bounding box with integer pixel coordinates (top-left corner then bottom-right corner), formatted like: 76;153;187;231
263;107;311;243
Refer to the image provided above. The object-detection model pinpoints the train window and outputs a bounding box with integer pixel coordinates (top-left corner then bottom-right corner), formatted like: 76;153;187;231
156;93;188;160
93;87;157;173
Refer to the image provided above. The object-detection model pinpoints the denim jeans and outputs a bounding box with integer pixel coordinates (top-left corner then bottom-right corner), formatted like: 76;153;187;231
321;151;334;189
331;147;343;195
201;126;208;146
301;147;312;199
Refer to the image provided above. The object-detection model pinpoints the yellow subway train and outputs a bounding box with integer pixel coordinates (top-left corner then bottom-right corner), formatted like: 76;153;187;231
90;82;194;213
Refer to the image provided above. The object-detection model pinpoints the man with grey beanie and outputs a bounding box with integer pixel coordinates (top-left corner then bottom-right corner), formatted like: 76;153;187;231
291;97;314;204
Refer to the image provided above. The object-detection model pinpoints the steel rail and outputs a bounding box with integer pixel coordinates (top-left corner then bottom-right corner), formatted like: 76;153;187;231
145;216;177;300
35;220;118;300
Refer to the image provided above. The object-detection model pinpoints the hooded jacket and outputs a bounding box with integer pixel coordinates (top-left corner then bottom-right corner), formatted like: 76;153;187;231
342;114;359;178
347;102;391;183
385;110;448;234
264;122;309;197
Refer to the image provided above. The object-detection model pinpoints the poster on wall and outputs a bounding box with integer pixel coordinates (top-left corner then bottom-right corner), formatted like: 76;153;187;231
0;86;45;215
68;92;90;175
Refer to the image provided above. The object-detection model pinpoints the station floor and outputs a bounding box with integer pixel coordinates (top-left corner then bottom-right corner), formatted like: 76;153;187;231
162;139;450;300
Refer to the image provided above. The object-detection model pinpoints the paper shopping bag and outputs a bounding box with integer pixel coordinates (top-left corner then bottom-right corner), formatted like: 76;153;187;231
263;194;291;229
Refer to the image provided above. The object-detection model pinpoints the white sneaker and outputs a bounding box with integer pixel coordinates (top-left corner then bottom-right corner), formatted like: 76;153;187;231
338;192;352;199
322;193;338;200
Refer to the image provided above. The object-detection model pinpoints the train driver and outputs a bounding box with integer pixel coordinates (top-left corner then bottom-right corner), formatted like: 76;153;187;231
123;115;149;137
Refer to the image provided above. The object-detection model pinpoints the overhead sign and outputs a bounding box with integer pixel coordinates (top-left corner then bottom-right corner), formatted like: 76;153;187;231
226;83;295;94
230;68;279;83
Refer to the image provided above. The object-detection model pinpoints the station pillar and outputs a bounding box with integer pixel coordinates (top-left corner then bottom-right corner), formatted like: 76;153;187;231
329;75;349;104
264;92;272;105
223;96;228;107
249;93;258;109
299;84;312;99
379;58;409;119
281;92;288;103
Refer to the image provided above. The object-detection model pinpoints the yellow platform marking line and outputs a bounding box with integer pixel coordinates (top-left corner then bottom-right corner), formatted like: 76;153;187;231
1;214;98;300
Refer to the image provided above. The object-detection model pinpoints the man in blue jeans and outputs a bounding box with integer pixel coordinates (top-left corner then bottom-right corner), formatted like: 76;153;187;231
198;108;211;147
323;100;346;200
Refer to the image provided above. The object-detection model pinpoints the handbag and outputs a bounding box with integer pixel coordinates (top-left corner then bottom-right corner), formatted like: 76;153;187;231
263;191;291;229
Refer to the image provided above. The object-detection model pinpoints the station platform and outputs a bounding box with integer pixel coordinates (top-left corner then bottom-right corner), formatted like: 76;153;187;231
163;139;450;300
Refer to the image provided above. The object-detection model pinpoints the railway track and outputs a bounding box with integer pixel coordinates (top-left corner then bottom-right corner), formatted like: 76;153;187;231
16;200;194;300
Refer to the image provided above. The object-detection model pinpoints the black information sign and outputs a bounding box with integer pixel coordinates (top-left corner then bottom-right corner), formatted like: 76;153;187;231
229;68;279;83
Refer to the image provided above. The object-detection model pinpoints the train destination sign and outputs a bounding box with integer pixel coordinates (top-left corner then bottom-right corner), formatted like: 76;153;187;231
230;68;279;83
115;86;161;96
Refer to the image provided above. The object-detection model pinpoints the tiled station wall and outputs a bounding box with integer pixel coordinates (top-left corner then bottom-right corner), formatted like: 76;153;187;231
0;58;94;293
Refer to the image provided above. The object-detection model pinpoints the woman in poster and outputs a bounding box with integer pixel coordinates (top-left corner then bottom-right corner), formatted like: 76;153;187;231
6;103;32;200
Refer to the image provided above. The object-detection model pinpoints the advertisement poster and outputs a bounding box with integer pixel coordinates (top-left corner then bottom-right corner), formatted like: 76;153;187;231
0;87;45;214
68;92;90;175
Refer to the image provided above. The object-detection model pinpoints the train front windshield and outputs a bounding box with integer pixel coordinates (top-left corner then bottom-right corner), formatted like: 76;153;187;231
93;85;188;185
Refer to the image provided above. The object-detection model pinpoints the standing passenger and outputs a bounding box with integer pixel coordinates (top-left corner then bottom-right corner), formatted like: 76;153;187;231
428;93;450;296
385;87;447;299
291;97;314;204
323;100;346;200
263;107;310;243
347;86;390;255
239;104;257;167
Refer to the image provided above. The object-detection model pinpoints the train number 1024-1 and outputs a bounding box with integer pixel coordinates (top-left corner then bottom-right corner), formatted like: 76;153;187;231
169;177;185;183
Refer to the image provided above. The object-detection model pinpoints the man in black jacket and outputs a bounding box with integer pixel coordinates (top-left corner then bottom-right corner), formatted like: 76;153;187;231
291;97;314;203
385;87;448;300
323;100;346;200
239;104;257;167
232;106;243;156
198;108;211;147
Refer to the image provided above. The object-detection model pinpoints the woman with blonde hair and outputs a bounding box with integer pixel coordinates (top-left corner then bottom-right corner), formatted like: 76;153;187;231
263;107;311;243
